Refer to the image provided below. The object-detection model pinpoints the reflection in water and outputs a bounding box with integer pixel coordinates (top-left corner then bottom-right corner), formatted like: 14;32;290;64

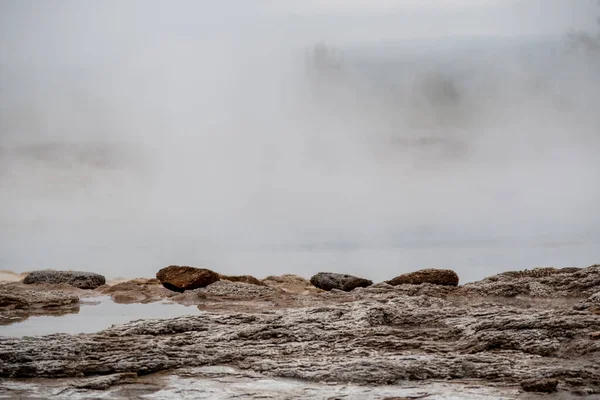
0;296;200;337
0;303;80;326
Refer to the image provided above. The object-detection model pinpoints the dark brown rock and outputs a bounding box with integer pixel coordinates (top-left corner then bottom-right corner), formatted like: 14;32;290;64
219;275;264;286
23;270;105;290
520;378;558;393
310;272;373;292
156;266;220;292
386;269;459;287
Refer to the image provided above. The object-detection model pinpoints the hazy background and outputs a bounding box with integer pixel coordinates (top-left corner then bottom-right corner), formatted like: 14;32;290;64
1;0;599;282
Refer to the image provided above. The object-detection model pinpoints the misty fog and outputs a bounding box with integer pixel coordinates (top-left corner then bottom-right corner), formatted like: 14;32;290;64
1;1;599;282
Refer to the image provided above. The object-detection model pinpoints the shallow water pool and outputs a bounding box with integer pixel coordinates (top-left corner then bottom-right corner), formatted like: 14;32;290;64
0;296;201;337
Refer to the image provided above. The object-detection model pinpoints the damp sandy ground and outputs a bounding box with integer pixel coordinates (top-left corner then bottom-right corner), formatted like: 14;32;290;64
0;296;201;337
0;270;25;283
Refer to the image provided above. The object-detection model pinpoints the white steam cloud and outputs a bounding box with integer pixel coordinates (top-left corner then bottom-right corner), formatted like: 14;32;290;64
0;1;599;282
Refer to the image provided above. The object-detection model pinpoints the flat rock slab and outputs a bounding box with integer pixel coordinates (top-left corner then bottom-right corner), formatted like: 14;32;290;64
310;272;373;291
23;270;106;290
1;295;599;397
0;284;79;310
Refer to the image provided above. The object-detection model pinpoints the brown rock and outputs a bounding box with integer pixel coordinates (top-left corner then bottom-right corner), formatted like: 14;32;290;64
387;269;459;287
219;275;264;286
156;266;220;292
261;274;319;294
590;331;600;340
520;378;558;393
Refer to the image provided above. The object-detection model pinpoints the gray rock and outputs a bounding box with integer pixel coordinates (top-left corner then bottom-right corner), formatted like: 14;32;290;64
520;378;559;393
462;264;600;298
0;283;80;325
310;272;373;291
0;284;79;311
23;270;106;290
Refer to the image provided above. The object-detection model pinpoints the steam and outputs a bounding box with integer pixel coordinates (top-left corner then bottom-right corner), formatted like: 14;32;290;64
0;1;599;281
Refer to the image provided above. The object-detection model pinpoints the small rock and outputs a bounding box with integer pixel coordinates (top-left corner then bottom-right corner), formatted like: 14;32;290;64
387;269;459;287
156;265;220;292
520;378;558;393
310;272;373;292
590;331;600;340
219;275;264;286
23;270;106;289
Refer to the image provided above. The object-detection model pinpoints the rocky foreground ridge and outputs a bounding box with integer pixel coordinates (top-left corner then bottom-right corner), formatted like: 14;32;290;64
0;264;599;398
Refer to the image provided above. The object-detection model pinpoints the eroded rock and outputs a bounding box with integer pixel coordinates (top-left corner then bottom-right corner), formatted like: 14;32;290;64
198;281;277;297
97;279;176;304
23;270;105;290
220;275;263;286
156;266;220;292
0;283;80;325
310;272;373;292
386;269;459;287
464;264;600;298
0;295;599;397
261;275;317;294
520;378;558;393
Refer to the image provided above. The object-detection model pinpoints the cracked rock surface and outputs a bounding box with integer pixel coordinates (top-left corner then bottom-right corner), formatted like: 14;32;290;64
1;289;599;396
1;264;599;398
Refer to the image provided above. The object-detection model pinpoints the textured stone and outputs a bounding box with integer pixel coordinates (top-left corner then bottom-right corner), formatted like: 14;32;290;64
219;275;264;286
387;269;459;287
23;270;105;289
156;266;220;292
1;294;599;398
0;283;79;311
463;264;600;298
310;272;373;291
198;281;277;297
520;378;558;393
261;275;317;293
0;283;80;325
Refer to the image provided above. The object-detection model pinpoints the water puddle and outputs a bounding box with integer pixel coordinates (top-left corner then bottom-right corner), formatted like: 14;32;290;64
0;296;201;337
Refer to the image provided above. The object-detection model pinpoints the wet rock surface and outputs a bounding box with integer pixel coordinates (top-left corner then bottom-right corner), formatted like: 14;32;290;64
387;268;460;287
261;274;318;293
97;278;176;304
0;283;80;325
220;274;264;286
1;264;600;398
310;272;373;291
0;366;530;399
520;378;559;393
156;265;220;292
23;270;106;289
1;289;599;397
462;265;600;298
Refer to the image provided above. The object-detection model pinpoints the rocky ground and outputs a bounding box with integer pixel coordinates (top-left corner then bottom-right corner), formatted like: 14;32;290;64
0;265;599;399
